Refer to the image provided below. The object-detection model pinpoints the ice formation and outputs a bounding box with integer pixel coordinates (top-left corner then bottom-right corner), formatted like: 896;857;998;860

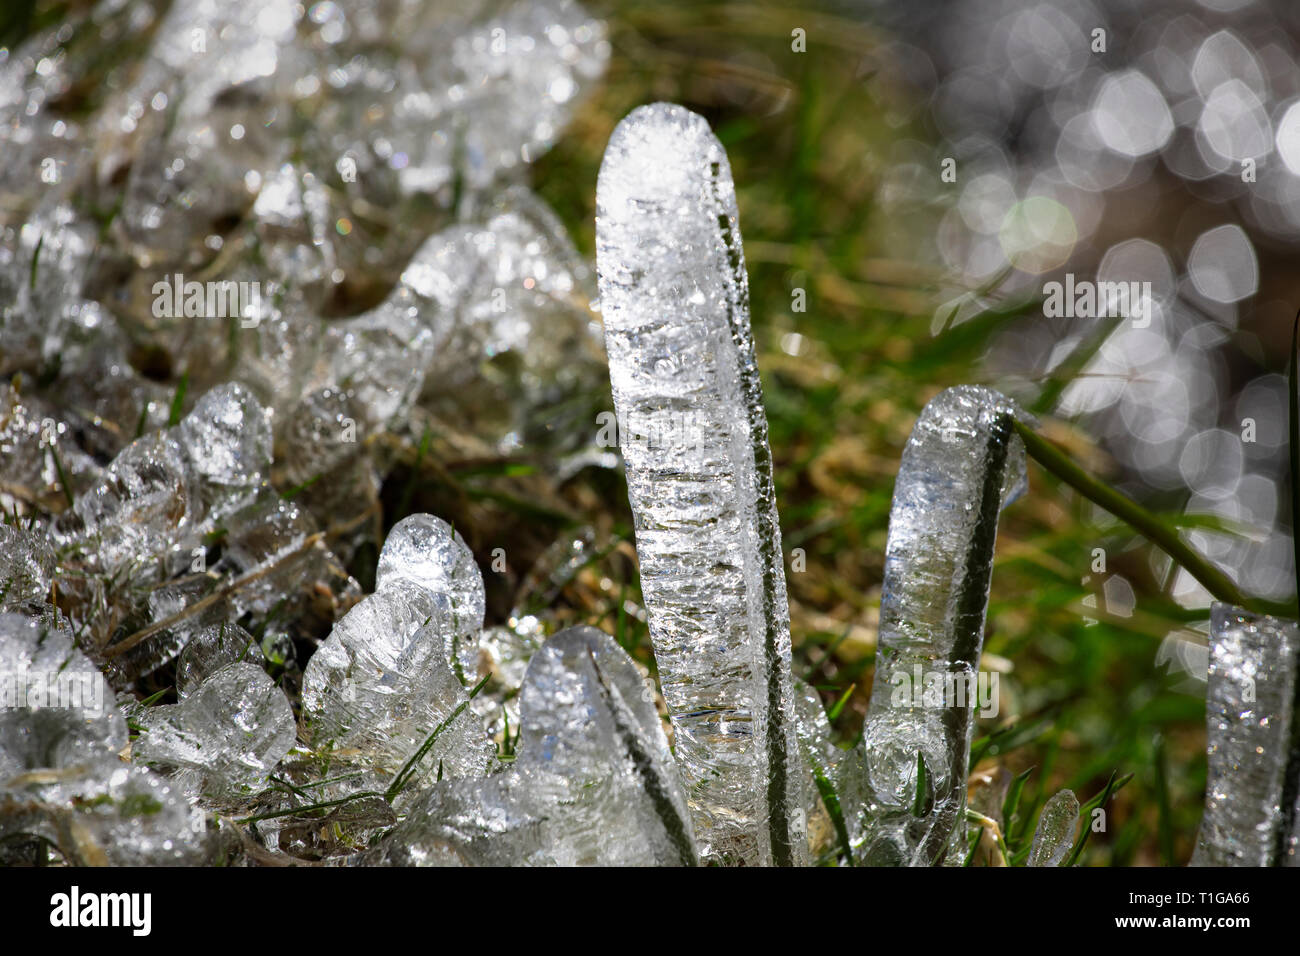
175;623;267;699
859;386;1026;865
62;381;271;569
1;0;609;476
0;522;56;609
0;616;212;865
4;0;1290;871
0;0;625;867
1192;604;1300;866
596;102;806;866
133;662;296;801
375;513;487;681
794;678;871;862
302;515;493;793
0;758;211;866
1027;789;1079;867
0;614;125;782
56;382;277;683
378;626;697;866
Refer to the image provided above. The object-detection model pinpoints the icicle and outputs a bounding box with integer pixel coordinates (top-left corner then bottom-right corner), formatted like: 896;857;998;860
595;103;805;865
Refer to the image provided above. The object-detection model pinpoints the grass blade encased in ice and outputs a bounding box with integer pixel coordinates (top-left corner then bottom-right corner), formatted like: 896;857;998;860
596;103;805;866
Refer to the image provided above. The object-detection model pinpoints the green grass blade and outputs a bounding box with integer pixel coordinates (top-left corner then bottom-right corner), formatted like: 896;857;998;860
1013;419;1293;617
167;372;188;427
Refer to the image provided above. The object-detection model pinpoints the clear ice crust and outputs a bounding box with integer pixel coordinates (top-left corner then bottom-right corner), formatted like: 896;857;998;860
1192;604;1300;866
596;103;805;865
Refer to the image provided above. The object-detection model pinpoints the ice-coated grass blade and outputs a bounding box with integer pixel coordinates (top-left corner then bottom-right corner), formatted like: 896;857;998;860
1065;770;1131;866
1192;604;1300;865
859;386;1026;866
585;644;698;866
1027;789;1078;867
596;102;805;865
793;678;866;865
1290;309;1299;615
377;625;698;866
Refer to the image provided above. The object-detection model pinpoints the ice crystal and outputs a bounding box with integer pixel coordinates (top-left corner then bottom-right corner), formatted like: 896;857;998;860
596;102;805;866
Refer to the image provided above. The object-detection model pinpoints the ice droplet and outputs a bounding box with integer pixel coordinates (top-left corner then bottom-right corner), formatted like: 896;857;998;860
63;384;273;578
214;490;361;621
596;102;805;866
1192;603;1300;866
1028;789;1079;867
860;386;1026;865
280;386;367;490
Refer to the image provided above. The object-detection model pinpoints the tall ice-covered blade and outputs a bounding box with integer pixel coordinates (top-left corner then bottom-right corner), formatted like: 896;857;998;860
595;103;805;865
860;386;1026;865
1192;603;1300;866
